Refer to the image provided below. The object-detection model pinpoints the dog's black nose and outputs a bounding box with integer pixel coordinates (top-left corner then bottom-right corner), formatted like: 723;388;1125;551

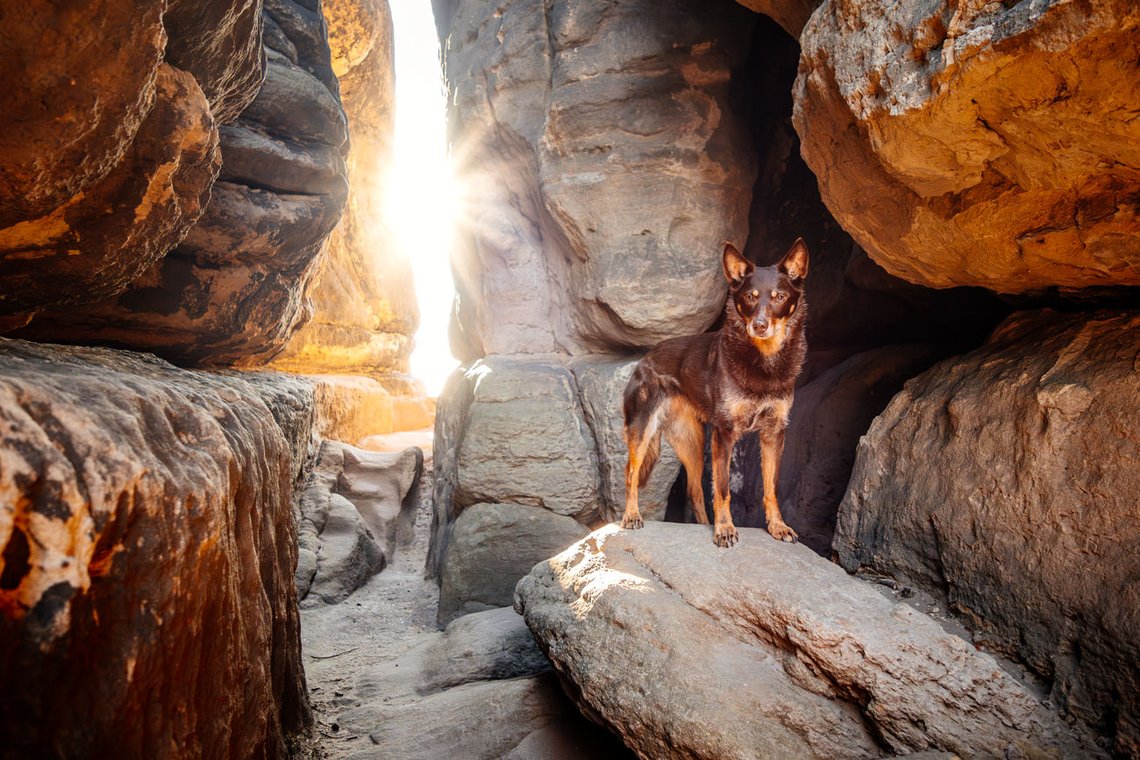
754;319;769;331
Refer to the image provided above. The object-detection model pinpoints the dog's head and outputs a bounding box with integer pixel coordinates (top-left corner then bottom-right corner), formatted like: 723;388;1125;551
722;239;809;355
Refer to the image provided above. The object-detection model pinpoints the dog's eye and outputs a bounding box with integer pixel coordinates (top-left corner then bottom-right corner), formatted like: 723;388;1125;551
773;291;787;302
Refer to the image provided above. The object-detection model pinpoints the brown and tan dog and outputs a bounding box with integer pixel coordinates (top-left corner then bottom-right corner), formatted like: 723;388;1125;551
620;239;809;547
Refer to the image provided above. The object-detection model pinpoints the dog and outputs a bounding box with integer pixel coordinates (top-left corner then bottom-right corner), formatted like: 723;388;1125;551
620;239;809;547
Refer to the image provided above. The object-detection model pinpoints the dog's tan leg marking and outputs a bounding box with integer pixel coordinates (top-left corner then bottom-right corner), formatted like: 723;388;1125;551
760;423;797;543
710;428;738;547
666;400;708;525
621;429;652;530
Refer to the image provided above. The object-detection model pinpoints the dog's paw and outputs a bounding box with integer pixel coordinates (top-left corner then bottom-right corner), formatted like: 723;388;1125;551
767;520;798;543
713;524;738;548
620;513;644;530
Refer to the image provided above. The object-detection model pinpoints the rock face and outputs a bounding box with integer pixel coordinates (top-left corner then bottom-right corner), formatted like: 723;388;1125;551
439;0;759;357
794;0;1140;294
516;522;1101;759
438;503;591;624
271;0;419;376
0;339;310;758
18;0;351;366
296;441;423;605
834;310;1140;756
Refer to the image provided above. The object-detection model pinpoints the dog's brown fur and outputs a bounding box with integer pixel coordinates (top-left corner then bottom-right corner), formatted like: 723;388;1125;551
621;239;809;547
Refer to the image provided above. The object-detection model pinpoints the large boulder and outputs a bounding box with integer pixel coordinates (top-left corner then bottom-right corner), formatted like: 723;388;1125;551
515;522;1101;759
18;0;351;366
794;0;1140;294
438;503;590;624
438;0;759;357
834;309;1140;755
0;339;311;758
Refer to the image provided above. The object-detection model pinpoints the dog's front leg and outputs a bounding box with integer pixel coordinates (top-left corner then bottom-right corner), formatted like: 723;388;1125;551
760;421;797;543
710;427;738;547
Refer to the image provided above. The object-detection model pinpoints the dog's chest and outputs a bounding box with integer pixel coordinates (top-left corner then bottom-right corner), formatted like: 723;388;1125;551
720;388;791;432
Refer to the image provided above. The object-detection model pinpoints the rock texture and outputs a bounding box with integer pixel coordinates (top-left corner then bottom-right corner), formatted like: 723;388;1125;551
18;0;351;366
835;309;1140;756
438;503;591;624
296;441;422;605
272;0;419;376
516;522;1101;759
0;339;310;758
794;0;1140;294
439;0;759;357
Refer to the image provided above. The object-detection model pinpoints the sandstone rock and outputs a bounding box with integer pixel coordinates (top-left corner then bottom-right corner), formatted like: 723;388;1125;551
569;355;680;524
0;64;220;318
296;441;422;605
516;522;1100;759
164;0;266;123
732;0;820;37
0;339;310;758
18;0;350;366
272;0;420;376
834;309;1140;755
442;0;759;355
794;0;1140;294
308;374;432;445
453;357;603;521
438;503;590;625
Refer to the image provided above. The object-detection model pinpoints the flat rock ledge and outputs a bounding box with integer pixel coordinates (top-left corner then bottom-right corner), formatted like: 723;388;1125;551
514;522;1101;760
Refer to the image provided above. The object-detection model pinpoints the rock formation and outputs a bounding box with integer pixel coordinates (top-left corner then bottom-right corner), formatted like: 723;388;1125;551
0;339;310;758
834;309;1140;756
516;523;1102;759
794;0;1140;294
16;0;351;367
271;0;420;377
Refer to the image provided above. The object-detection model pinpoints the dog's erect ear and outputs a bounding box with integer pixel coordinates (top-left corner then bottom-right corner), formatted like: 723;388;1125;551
778;238;809;284
722;243;753;284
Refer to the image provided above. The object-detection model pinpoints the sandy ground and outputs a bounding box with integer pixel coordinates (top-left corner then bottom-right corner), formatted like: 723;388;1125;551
296;456;442;758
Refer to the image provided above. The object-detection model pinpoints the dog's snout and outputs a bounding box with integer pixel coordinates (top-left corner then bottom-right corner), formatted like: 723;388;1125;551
753;318;769;332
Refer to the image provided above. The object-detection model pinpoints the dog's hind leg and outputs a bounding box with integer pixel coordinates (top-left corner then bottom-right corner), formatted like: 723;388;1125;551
665;407;708;525
710;426;738;547
621;426;656;530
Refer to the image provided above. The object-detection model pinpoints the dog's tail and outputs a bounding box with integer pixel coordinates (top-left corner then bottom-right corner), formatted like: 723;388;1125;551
623;363;669;488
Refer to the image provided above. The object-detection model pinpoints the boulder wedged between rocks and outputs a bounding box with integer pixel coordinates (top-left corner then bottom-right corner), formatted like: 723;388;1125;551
515;522;1102;760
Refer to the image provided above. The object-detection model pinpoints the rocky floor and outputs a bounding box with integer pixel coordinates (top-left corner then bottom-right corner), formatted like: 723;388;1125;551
299;456;442;758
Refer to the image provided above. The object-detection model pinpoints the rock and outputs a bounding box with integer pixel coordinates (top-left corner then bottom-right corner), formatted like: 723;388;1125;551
0;64;220;318
163;0;266;123
569;355;681;524
296;441;422;605
732;0;820;37
453;357;603;522
834;309;1140;755
794;0;1140;294
441;0;759;355
308;374;433;445
0;339;310;758
272;0;420;376
515;523;1100;759
778;343;947;555
17;0;350;366
439;503;590;625
359;607;551;699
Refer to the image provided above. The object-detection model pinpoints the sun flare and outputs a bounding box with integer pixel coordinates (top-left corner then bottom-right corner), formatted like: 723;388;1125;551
385;1;460;397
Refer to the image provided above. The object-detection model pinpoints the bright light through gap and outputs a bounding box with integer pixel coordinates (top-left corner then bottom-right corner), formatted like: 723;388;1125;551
386;0;459;397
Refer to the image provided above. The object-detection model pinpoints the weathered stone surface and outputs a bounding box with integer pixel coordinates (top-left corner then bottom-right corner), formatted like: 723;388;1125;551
516;523;1100;759
453;357;603;521
733;0;821;37
439;503;590;625
0;339;310;758
794;0;1140;294
296;441;422;605
307;374;433;445
569;355;680;524
0;64;220;318
273;0;419;376
441;0;759;356
778;343;946;555
164;0;266;123
835;309;1140;755
18;0;350;366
